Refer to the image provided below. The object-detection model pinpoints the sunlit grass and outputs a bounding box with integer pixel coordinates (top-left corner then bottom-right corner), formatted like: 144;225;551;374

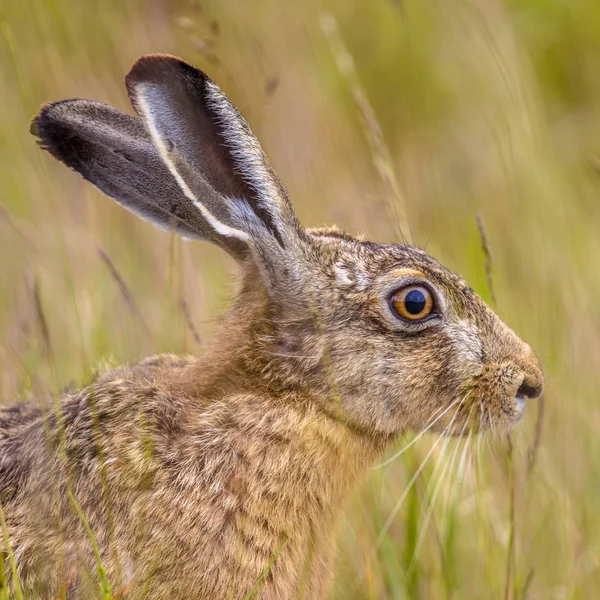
1;0;600;597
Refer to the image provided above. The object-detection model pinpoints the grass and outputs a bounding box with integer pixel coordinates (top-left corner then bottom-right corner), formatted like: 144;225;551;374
1;0;600;597
68;492;112;599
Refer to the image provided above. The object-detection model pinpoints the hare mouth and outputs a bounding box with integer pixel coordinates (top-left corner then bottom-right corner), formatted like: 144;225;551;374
514;394;526;419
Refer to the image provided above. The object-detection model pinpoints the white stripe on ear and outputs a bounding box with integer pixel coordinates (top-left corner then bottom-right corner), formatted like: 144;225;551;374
204;81;289;229
135;84;251;243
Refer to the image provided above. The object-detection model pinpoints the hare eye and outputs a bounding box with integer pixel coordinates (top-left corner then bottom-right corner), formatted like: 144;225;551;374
390;285;434;322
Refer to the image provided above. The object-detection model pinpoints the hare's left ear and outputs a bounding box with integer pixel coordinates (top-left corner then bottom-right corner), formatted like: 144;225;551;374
125;54;305;283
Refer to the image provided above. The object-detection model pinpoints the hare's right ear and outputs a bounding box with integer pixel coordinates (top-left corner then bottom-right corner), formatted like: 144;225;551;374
124;54;306;282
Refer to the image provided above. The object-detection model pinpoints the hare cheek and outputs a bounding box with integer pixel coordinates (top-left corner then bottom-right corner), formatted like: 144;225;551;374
444;320;483;378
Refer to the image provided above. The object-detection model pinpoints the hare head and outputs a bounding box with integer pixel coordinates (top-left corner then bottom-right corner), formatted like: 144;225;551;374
32;55;543;441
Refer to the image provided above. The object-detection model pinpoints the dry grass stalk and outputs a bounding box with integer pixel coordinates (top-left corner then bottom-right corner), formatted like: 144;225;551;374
179;297;202;347
320;13;412;245
476;212;496;306
97;247;151;339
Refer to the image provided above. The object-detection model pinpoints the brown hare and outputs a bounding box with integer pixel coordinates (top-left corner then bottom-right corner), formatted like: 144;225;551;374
1;54;542;599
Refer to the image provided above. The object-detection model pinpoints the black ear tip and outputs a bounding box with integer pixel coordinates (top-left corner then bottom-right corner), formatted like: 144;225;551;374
29;102;82;163
29;114;41;138
125;53;210;92
30;101;62;139
30;104;61;150
30;106;55;152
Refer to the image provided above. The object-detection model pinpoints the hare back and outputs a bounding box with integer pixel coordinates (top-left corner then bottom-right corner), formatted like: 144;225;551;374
0;353;193;503
0;354;196;596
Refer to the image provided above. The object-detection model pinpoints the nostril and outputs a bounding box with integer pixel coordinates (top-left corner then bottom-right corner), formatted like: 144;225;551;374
517;379;542;400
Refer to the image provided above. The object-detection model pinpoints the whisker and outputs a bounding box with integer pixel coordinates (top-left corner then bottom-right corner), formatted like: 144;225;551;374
473;401;485;480
374;432;446;548
407;445;453;577
447;412;476;527
407;408;468;575
373;396;462;470
453;427;474;502
474;400;486;452
441;415;472;532
422;394;468;500
487;407;495;438
373;393;468;556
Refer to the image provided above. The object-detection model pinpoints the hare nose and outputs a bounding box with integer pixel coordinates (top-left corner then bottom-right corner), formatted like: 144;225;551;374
515;343;544;400
517;377;543;400
516;351;544;399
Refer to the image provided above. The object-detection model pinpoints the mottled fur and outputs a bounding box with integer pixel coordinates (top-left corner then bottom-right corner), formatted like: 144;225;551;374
0;55;543;598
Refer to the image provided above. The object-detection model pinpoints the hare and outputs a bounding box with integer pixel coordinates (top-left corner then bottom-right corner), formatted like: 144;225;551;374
1;54;542;599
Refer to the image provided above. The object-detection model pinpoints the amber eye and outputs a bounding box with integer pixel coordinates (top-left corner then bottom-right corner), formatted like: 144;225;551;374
390;285;435;321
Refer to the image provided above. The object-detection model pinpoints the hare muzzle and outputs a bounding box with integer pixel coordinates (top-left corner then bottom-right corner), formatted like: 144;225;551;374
473;337;544;429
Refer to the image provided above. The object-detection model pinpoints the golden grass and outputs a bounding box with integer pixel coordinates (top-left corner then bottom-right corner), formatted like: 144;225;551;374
1;0;600;597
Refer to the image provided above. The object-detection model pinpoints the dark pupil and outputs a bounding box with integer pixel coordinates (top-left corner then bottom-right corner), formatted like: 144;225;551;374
404;289;426;315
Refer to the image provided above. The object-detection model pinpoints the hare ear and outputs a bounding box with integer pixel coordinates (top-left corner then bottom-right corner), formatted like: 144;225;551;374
31;100;249;257
125;54;303;271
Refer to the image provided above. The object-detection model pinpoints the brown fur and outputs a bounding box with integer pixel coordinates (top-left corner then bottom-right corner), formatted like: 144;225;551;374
2;55;543;598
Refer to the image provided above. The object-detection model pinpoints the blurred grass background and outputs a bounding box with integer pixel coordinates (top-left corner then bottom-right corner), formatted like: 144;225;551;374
1;0;600;597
